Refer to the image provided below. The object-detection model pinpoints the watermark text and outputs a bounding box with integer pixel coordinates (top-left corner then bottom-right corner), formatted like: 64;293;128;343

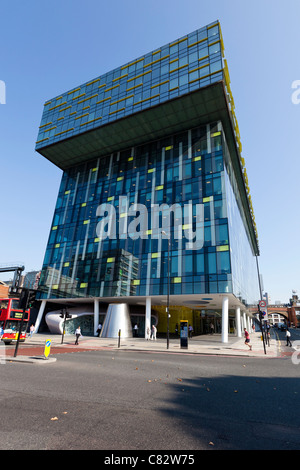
291;80;300;104
0;80;6;104
96;197;205;250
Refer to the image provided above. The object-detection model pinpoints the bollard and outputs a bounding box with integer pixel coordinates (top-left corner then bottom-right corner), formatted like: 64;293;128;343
44;339;52;360
118;329;121;348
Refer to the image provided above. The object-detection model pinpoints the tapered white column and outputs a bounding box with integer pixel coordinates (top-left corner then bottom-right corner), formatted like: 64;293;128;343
34;299;47;333
94;298;99;336
145;297;151;338
235;306;242;337
222;296;229;343
243;312;247;333
101;304;132;338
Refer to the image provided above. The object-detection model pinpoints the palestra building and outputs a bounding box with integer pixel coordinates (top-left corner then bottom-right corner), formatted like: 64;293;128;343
34;20;260;342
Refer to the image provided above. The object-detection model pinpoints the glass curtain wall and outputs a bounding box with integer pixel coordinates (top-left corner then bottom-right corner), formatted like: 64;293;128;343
36;22;223;149
38;121;234;299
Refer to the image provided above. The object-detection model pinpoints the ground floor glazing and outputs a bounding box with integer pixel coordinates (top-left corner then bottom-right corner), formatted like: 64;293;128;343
35;295;254;341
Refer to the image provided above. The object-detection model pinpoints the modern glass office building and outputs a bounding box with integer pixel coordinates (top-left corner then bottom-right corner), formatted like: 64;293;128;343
35;21;260;341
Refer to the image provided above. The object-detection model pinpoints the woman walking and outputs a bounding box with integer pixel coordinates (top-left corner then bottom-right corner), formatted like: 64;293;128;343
244;328;252;351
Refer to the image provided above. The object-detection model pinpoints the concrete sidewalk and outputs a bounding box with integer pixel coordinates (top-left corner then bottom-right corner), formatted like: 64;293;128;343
3;330;282;363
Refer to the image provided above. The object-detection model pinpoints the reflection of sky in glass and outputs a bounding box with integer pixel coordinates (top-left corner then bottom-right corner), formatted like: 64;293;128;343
36;22;223;149
37;122;250;300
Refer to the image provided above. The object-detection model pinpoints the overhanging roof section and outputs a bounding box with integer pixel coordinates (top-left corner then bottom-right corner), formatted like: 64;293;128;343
36;81;259;256
36;82;226;169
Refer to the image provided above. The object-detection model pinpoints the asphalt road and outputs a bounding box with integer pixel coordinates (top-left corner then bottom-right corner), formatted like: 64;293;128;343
0;347;299;452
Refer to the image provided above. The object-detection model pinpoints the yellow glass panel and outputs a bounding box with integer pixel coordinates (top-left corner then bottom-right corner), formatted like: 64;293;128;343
217;245;229;252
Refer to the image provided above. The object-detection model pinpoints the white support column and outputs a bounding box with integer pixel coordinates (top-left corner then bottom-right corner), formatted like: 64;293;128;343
34;300;47;333
243;312;247;333
94;298;99;336
222;296;229;343
145;297;151;339
247;315;251;333
235;306;242;337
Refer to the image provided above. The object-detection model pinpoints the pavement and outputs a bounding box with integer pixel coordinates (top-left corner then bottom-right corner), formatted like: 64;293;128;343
0;329;288;364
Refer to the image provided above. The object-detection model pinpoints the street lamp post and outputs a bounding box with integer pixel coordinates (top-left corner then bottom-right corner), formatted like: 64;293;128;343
256;256;267;355
162;230;170;349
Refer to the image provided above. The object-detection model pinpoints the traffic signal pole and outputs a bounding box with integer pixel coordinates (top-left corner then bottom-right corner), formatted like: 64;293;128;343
61;310;67;344
258;305;267;355
256;256;267;355
60;308;72;344
14;308;26;358
14;288;36;358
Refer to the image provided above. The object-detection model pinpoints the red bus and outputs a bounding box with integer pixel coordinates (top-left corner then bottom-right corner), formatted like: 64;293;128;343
0;298;30;345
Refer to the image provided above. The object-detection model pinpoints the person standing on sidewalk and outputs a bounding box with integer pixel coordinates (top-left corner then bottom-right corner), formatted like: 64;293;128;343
96;323;102;337
75;326;81;345
151;324;157;341
146;325;151;341
244;328;252;351
286;328;292;347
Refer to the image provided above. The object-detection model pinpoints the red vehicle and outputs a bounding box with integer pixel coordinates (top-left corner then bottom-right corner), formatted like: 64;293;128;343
0;298;30;345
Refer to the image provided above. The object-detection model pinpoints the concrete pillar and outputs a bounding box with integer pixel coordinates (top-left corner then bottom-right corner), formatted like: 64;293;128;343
247;315;251;333
34;299;47;333
235;306;242;337
243;312;247;333
222;296;229;343
94;298;99;336
145;297;151;339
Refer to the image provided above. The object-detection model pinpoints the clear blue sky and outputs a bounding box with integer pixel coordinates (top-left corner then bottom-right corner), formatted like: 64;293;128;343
0;0;299;303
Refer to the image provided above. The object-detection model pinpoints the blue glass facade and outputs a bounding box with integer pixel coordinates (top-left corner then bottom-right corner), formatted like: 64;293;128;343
36;22;223;150
35;21;260;336
38;122;230;297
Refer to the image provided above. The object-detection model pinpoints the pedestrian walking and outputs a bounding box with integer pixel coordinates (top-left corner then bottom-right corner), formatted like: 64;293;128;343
133;323;138;337
146;325;150;340
96;323;102;337
75;326;81;345
0;324;3;340
151;324;157;341
210;322;215;335
244;328;252;351
188;325;193;338
286;328;292;347
29;324;35;339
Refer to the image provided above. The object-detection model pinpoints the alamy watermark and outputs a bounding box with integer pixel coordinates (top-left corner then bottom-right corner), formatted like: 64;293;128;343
96;196;205;250
291;80;300;104
0;80;6;104
291;341;300;365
